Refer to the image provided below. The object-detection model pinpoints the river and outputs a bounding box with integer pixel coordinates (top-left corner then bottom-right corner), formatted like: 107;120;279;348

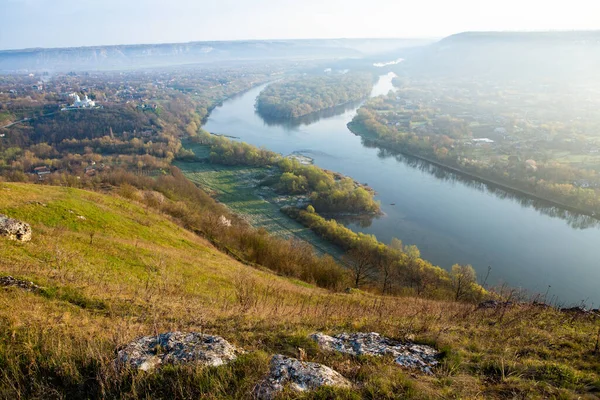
204;72;600;306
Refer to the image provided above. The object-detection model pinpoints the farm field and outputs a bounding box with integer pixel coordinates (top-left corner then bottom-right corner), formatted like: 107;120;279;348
176;159;345;261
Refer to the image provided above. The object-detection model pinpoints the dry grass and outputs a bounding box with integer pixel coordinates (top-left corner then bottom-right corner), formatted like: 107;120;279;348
0;183;599;399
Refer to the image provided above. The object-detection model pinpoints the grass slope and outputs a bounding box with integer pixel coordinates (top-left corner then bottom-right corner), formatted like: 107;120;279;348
0;182;599;399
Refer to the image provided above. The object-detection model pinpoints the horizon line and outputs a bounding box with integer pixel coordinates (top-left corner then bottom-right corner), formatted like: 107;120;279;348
2;29;598;52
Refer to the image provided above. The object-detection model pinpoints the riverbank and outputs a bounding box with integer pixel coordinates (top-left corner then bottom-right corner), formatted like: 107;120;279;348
348;121;600;221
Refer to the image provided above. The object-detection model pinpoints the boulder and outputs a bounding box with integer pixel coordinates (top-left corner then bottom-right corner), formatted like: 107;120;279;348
115;332;241;371
255;354;351;399
0;215;31;242
311;332;439;374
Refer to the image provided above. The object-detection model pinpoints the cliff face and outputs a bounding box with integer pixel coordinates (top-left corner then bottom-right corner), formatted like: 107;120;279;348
0;38;422;72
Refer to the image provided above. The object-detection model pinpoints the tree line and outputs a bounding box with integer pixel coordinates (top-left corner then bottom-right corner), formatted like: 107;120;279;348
282;206;484;300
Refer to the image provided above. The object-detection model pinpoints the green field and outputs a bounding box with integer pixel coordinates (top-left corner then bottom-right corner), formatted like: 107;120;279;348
176;159;345;261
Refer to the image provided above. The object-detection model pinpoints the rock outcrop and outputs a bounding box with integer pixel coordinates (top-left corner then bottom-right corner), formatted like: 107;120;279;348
0;215;31;242
115;332;241;371
311;332;439;374
0;276;41;291
255;354;351;399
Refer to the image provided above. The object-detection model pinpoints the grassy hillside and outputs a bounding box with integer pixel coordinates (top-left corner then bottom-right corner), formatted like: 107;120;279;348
1;182;599;399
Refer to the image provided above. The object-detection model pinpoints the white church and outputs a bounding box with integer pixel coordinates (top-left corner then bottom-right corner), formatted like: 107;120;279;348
71;93;95;108
62;93;96;110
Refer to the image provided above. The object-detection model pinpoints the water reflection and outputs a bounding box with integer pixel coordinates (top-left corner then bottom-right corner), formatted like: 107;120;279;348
362;138;600;230
256;99;365;129
335;213;379;228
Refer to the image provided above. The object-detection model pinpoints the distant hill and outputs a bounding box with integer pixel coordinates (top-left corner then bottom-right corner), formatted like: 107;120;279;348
0;38;430;72
397;31;600;82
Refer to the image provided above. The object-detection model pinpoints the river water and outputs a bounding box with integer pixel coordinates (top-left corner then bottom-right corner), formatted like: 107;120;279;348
204;72;600;306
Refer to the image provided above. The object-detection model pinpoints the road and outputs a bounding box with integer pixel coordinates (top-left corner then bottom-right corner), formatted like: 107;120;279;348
1;111;58;130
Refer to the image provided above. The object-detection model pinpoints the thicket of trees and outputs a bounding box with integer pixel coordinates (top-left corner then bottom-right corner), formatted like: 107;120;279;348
282;207;484;300
256;73;373;119
200;134;381;215
206;134;279;166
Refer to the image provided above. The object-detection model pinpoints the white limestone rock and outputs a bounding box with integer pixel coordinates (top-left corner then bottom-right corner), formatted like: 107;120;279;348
311;332;439;374
116;331;241;371
255;354;351;399
0;214;32;242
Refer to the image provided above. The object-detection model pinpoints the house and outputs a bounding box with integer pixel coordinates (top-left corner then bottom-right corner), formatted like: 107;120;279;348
472;138;495;144
84;166;96;176
33;166;51;179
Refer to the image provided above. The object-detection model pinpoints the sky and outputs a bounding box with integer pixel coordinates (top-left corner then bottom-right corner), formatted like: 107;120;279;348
2;0;600;50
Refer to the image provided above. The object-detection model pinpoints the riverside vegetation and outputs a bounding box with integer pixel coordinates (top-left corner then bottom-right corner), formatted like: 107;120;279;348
199;133;381;215
347;69;600;216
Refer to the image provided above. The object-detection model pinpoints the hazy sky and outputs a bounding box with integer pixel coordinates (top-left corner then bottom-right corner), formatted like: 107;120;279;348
2;0;600;50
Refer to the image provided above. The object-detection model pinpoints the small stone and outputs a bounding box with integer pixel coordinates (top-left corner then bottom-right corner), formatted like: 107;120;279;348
478;300;513;309
115;332;241;371
0;276;41;291
311;332;439;374
255;354;351;399
0;214;32;242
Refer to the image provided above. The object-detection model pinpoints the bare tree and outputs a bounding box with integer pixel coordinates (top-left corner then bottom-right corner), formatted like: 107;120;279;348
343;245;377;289
371;246;393;294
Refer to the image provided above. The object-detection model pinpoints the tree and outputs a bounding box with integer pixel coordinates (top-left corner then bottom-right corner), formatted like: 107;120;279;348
344;244;377;289
451;264;477;301
371;245;393;294
390;237;403;251
278;172;308;194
